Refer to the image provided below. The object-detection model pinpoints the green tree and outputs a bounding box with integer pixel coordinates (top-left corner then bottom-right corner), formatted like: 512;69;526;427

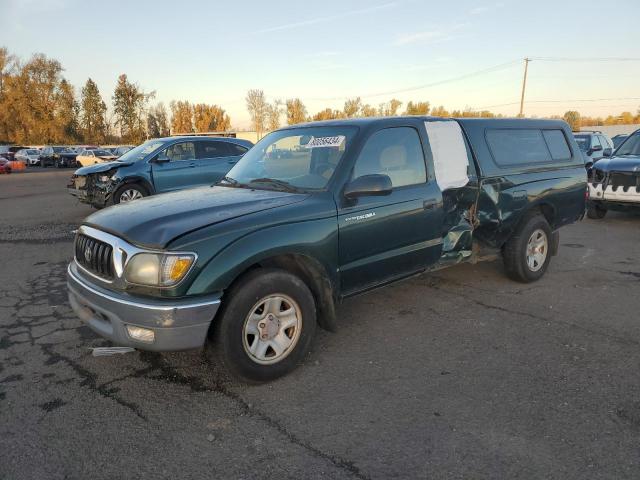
80;78;107;143
113;74;153;143
286;98;307;125
404;101;430;115
246;89;268;138
563;111;581;131
54;79;80;142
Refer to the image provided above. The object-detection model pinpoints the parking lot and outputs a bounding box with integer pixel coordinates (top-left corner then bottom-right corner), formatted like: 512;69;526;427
1;169;639;479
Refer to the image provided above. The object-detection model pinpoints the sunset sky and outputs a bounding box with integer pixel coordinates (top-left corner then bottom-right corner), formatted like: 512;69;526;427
4;0;640;128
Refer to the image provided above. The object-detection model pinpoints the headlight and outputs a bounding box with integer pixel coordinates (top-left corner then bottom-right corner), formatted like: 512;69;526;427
98;175;112;182
124;253;195;286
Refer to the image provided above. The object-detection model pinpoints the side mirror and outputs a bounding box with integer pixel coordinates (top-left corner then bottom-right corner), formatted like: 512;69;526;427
590;144;603;154
154;153;170;163
344;174;392;199
603;147;612;157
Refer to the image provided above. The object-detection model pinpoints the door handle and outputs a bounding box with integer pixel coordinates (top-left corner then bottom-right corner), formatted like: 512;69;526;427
423;199;438;210
188;162;196;168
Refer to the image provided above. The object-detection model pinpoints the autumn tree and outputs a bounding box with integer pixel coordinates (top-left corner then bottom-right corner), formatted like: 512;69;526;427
343;97;363;118
286;98;307;125
312;108;343;121
80;78;107;143
430;105;450;117
563;111;581;131
170;100;193;133
112;74;153;143
361;103;378;117
193;103;231;132
267;100;283;131
378;99;403;116
404;101;430;115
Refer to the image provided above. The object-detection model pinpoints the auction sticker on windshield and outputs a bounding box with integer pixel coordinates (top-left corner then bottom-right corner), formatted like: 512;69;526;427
304;136;345;148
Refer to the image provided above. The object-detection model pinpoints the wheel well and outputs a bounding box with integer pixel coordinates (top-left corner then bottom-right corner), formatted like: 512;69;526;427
120;177;153;194
226;254;337;332
538;203;555;228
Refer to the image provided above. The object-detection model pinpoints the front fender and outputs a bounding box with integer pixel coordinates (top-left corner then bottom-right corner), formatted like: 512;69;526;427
186;217;339;297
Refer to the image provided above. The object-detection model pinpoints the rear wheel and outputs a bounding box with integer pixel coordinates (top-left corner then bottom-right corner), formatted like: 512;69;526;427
503;213;553;283
112;184;148;205
587;203;607;219
210;268;317;382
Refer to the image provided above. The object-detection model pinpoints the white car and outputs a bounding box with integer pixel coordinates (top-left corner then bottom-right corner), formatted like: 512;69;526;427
76;148;117;167
15;148;41;166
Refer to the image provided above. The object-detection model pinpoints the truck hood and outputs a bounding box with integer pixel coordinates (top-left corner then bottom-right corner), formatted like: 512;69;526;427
593;155;640;173
75;160;134;175
83;186;309;249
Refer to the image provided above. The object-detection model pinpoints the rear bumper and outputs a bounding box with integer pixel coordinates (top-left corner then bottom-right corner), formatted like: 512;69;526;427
67;263;221;351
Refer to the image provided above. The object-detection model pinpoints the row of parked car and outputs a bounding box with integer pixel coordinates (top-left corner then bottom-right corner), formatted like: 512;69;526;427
0;144;134;171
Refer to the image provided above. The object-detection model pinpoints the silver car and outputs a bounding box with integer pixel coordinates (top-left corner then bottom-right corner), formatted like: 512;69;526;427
15;148;41;166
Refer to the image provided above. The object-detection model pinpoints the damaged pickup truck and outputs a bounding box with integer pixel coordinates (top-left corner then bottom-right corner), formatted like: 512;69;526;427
587;128;640;219
67;136;253;208
67;117;586;382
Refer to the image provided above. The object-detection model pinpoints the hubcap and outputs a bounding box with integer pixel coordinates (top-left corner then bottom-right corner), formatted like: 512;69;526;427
119;189;143;202
242;294;302;365
526;228;548;272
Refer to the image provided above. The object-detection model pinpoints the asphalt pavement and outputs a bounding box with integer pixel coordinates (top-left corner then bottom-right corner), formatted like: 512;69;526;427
1;169;639;479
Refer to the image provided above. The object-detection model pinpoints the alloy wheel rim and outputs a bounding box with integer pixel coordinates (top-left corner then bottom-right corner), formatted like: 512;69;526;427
120;189;143;202
242;294;302;365
526;228;548;272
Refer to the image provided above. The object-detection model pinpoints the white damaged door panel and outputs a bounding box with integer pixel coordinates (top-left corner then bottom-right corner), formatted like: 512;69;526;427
424;120;478;258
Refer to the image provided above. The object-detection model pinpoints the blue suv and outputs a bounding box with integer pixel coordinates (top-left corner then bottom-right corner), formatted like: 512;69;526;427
68;136;253;208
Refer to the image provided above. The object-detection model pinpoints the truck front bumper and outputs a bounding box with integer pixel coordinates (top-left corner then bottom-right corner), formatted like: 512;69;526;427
67;263;221;351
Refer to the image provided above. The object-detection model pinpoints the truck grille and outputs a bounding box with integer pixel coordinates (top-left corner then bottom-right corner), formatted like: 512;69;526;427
75;233;115;280
608;173;639;191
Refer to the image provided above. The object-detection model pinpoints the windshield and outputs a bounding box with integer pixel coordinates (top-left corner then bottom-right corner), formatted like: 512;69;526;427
573;135;590;152
224;126;357;191
27;149;39;154
615;132;640;156
116;141;163;163
53;147;65;153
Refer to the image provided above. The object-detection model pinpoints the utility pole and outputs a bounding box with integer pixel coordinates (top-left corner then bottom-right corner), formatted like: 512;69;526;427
518;57;531;118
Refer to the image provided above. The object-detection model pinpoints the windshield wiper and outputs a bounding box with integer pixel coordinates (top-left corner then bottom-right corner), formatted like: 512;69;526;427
218;175;241;186
248;177;301;193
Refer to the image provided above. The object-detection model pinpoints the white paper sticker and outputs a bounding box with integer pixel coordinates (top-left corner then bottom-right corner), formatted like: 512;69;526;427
424;121;470;191
304;135;345;148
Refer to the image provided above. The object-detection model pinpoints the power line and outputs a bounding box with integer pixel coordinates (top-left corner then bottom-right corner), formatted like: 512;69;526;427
307;59;521;101
530;56;640;62
476;97;640;110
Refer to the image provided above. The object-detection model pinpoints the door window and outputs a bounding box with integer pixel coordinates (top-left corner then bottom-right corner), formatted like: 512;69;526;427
228;143;249;156
590;136;601;150
164;142;196;161
352;127;427;188
197;141;230;159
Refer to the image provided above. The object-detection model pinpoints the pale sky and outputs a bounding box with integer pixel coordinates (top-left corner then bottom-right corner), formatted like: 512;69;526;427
2;0;640;129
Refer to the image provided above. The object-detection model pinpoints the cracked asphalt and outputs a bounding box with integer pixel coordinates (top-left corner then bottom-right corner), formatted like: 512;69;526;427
1;170;640;479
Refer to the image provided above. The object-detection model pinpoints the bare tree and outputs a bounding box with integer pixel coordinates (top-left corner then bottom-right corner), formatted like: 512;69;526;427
246;89;268;139
286;98;308;125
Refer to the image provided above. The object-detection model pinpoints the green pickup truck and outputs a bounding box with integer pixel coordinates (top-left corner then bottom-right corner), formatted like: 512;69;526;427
67;117;586;381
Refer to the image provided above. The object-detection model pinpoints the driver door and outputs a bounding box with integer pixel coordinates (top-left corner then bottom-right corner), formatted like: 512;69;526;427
337;126;443;295
151;141;200;192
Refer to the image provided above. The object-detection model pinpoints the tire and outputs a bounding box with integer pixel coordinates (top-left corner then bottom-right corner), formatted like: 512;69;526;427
503;212;553;283
210;268;317;383
112;183;148;205
587;204;607;219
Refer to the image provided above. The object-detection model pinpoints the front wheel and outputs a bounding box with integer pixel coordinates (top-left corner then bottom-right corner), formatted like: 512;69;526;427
587;203;607;219
503;213;553;283
112;184;148;205
210;268;317;383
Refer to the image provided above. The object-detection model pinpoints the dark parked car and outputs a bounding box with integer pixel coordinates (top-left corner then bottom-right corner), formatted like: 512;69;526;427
611;134;629;149
67;117;586;382
0;145;27;162
587;128;640;218
54;147;81;168
39;146;68;167
573;131;614;165
67;136;253;208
